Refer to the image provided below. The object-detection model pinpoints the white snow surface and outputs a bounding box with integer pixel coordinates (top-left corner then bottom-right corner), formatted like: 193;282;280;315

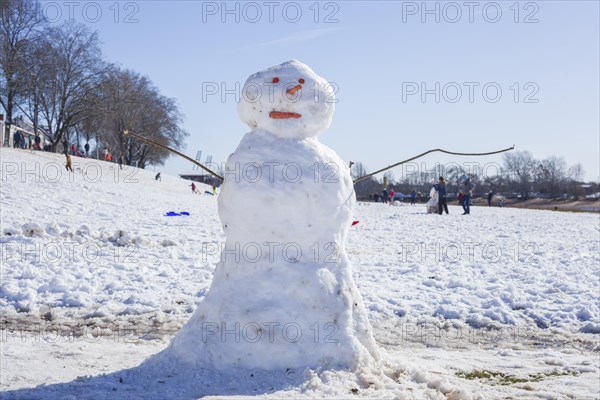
1;148;599;399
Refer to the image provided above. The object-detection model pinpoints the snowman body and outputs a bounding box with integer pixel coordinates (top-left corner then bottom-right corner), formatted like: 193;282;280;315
167;61;379;370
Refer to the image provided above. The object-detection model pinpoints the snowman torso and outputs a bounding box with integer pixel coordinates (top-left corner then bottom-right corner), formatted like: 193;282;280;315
219;130;355;250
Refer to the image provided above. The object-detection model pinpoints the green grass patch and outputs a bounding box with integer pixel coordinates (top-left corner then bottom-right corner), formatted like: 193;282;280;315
455;369;579;386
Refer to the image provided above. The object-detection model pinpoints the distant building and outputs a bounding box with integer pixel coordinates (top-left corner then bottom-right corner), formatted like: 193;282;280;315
2;115;48;148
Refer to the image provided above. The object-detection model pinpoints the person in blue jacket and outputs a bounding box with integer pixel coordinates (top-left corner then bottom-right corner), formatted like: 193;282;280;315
462;178;474;215
433;176;448;215
13;130;22;148
382;188;389;204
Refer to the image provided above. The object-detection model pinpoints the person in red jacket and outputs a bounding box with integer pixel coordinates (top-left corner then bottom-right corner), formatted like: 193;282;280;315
191;182;196;194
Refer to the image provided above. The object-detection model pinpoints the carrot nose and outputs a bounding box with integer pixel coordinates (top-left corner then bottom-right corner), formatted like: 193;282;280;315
287;84;302;95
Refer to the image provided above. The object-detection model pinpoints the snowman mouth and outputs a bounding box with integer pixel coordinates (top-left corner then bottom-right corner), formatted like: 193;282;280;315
269;111;302;119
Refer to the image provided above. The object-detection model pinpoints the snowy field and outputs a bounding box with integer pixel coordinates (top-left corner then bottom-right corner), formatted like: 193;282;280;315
1;148;599;399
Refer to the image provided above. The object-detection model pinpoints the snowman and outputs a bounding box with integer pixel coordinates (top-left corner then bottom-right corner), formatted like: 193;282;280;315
426;187;438;214
163;60;379;371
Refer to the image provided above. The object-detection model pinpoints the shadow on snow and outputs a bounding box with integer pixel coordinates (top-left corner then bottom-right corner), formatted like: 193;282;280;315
1;357;315;400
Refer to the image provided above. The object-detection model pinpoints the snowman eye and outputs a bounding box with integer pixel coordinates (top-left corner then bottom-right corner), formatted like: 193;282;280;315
298;78;305;84
272;77;279;83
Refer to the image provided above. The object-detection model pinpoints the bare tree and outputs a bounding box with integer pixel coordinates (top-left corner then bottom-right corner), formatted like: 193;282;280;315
536;156;567;198
567;163;585;199
15;30;45;136
502;150;536;198
419;169;437;187
568;163;584;182
383;171;395;186
350;161;368;180
351;162;378;200
36;22;107;152
0;0;44;143
446;164;466;195
81;67;187;168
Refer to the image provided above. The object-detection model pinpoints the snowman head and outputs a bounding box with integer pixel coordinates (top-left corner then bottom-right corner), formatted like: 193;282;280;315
237;60;335;139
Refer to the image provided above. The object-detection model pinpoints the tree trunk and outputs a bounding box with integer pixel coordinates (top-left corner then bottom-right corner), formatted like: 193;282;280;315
4;92;14;146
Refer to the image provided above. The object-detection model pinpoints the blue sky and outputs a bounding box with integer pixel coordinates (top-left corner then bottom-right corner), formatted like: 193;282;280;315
50;1;599;181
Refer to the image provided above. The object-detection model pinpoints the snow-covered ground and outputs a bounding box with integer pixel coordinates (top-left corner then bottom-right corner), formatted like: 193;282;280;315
1;148;599;399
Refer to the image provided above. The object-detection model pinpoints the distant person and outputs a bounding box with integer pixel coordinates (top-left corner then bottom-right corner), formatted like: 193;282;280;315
389;188;395;204
382;188;389;204
191;182;196;194
102;147;108;160
410;189;416;205
457;191;464;206
34;135;41;150
462;177;474;215
118;155;123;170
487;191;493;207
13;130;21;148
212;184;217;195
65;154;73;172
155;172;161;181
84;142;90;157
433;176;448;215
71;144;76;155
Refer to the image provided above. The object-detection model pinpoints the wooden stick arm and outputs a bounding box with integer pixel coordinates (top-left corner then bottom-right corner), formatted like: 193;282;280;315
123;130;224;182
353;145;515;184
122;129;513;186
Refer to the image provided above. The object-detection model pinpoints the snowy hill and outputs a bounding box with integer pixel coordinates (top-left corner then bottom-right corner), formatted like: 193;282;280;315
1;148;599;399
1;148;218;325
